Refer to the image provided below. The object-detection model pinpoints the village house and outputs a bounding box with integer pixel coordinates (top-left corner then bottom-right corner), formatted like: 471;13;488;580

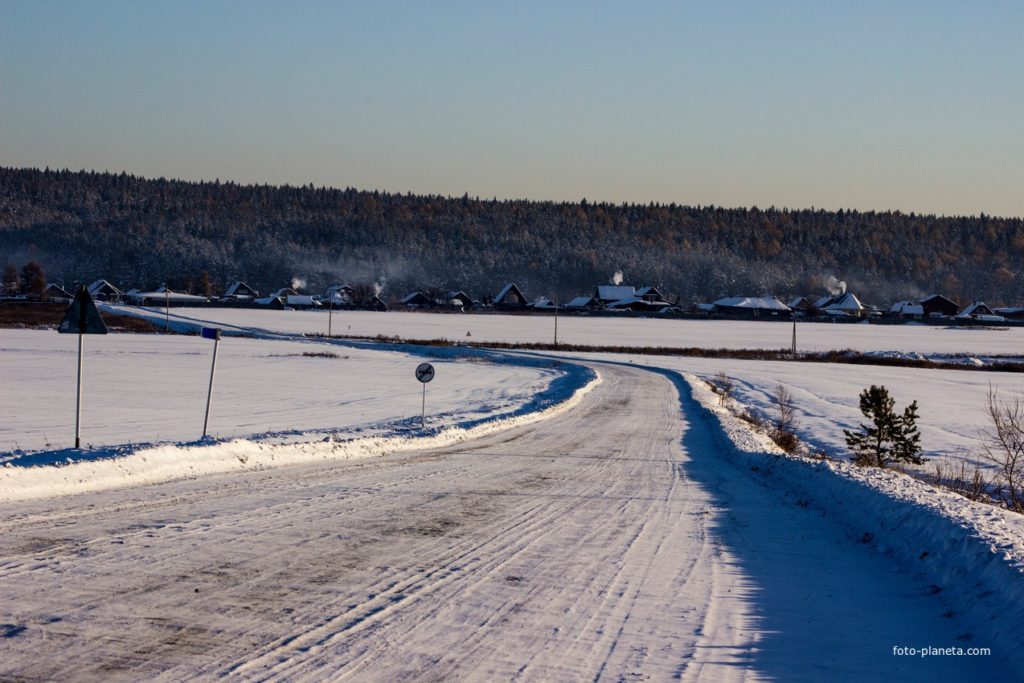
594;285;636;305
564;295;600;310
824;292;869;318
87;279;123;302
956;301;1004;322
323;284;356;307
439;290;474;310
493;283;528;310
889;301;924;320
128;287;209;306
918;294;960;317
43;283;72;302
787;296;814;316
222;281;259;300
400;291;431;308
712;296;791;317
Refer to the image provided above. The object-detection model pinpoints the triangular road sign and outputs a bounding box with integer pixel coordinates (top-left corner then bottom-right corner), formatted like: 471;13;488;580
59;285;108;334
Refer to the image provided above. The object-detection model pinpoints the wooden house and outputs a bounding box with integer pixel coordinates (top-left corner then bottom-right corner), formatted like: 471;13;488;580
494;283;528;309
918;294;960;317
87;279;123;301
713;296;791;317
594;285;636;305
956;301;1003;321
401;291;431;308
223;281;259;300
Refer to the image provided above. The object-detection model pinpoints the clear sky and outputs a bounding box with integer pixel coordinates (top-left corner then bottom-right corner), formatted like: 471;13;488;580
1;1;1021;217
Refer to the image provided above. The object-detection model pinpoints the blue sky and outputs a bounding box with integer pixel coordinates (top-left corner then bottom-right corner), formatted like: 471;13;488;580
1;1;1021;217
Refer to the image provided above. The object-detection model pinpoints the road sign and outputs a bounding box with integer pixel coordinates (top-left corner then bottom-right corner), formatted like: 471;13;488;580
415;362;435;383
415;362;435;429
201;327;221;340
58;286;108;449
58;285;108;335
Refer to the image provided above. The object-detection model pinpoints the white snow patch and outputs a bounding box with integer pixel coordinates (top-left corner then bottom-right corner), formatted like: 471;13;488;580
0;368;600;502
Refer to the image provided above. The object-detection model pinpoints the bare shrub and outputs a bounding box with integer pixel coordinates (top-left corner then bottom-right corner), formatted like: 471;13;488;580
981;387;1024;512
768;384;799;452
933;460;992;503
713;371;734;405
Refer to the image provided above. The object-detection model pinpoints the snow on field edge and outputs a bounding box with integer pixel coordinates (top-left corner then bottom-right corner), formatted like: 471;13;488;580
0;366;599;503
682;373;1024;664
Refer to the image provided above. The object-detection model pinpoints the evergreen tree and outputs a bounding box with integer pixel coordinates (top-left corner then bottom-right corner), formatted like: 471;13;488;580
844;385;924;467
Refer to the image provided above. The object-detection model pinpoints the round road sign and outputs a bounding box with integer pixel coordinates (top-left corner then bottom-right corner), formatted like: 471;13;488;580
415;362;435;383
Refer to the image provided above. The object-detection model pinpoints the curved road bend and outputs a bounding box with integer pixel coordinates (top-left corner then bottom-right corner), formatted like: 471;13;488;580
0;364;1013;681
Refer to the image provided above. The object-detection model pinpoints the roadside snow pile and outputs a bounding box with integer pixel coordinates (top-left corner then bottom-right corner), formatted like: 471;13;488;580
0;368;599;502
683;373;1024;666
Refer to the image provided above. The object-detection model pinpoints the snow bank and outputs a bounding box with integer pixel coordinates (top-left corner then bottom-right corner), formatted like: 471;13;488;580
0;368;599;503
681;373;1024;669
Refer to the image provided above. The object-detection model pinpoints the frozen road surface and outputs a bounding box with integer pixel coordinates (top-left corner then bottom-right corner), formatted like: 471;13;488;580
0;364;1013;681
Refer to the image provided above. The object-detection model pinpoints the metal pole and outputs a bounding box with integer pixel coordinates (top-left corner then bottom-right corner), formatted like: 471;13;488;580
203;336;220;437
328;299;333;337
791;317;797;355
165;288;170;333
421;383;426;430
75;333;83;449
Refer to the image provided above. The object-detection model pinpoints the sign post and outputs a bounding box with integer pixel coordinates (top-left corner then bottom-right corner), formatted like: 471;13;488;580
201;327;221;437
58;285;108;448
415;362;435;429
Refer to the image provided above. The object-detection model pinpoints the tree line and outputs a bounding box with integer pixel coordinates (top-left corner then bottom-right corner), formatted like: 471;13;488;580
2;167;1023;305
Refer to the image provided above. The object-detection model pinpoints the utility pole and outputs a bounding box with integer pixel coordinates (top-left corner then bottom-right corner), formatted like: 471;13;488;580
554;295;559;346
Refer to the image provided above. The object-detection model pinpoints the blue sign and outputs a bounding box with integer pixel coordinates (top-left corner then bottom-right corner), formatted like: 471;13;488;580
201;327;221;340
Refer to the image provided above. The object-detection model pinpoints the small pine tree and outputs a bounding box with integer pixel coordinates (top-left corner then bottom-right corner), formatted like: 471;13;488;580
844;385;924;467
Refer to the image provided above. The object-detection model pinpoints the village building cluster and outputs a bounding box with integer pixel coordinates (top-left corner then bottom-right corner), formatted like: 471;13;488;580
5;277;1022;325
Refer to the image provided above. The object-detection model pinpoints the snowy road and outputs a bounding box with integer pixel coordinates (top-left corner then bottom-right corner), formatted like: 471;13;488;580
0;363;1013;681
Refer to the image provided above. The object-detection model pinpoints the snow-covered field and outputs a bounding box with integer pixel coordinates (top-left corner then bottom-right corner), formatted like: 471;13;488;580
0;329;565;458
117;305;1024;357
549;351;1024;475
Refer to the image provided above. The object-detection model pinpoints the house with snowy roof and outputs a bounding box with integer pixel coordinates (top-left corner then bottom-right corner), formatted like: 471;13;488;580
788;296;814;315
824;292;869;318
712;296;791;317
400;291;431;308
323;284;356;306
594;285;636;304
918;294;960;317
565;295;600;310
889;301;924;319
43;283;72;301
956;301;1004;322
127;288;210;306
438;290;474;310
493;283;528;310
530;296;558;311
87;279;123;301
635;286;666;303
223;281;259;300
